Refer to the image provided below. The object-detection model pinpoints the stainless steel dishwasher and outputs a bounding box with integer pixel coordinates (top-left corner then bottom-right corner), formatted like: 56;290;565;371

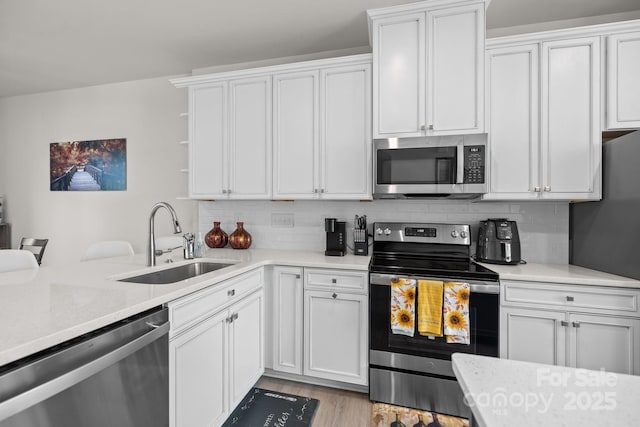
0;306;169;427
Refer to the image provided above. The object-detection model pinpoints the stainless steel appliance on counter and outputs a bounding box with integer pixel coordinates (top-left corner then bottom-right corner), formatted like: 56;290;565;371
570;131;640;280
373;135;487;199
476;218;522;265
0;307;169;426
368;223;499;418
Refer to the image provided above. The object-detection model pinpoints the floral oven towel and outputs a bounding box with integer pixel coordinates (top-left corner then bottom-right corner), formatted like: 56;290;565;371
443;282;470;344
390;278;416;337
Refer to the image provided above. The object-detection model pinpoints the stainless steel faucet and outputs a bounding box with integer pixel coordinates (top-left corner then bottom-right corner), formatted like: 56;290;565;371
147;202;182;266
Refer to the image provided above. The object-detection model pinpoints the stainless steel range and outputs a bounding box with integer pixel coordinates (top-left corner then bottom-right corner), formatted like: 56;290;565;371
368;222;499;418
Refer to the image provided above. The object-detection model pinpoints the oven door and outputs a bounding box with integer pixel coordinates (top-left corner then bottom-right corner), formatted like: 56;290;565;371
369;273;499;362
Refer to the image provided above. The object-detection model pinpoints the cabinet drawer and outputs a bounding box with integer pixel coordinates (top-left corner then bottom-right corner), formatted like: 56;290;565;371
304;268;367;292
169;268;263;332
502;281;640;316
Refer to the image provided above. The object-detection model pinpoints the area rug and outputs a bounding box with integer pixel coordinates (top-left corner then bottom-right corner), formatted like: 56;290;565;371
222;388;319;427
371;403;469;427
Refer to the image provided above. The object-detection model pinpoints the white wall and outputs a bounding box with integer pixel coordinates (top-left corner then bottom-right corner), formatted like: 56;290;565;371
199;199;569;264
0;77;196;266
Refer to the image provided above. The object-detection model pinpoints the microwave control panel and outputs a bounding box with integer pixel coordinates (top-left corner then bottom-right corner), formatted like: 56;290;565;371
464;145;485;184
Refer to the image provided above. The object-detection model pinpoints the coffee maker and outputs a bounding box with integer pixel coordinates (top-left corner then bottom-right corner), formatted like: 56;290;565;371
325;218;346;256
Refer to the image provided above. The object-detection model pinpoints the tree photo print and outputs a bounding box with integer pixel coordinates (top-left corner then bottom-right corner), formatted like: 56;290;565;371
50;138;127;191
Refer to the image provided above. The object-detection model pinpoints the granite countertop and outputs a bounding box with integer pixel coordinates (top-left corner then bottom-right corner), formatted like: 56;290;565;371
0;248;370;367
479;262;640;289
452;353;640;427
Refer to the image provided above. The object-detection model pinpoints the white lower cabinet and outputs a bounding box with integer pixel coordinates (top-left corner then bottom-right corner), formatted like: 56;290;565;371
303;289;368;385
500;280;640;375
168;270;264;427
270;266;368;386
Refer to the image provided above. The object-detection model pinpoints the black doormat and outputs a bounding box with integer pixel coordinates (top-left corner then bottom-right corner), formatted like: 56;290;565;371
222;388;319;427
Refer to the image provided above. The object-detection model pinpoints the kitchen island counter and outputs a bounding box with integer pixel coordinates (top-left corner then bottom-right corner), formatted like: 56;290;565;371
452;353;640;426
0;248;369;367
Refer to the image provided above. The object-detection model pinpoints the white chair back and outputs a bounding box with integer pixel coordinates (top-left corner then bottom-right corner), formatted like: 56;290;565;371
81;240;135;261
0;249;40;273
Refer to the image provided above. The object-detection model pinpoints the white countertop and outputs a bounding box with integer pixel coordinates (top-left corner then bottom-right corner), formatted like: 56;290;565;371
0;248;369;367
479;262;640;288
2;247;638;369
452;353;640;427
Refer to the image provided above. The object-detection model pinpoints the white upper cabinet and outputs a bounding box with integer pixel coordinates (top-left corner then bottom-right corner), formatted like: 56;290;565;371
190;83;227;198
483;33;602;201
607;31;640;129
485;44;540;199
172;54;371;201
273;70;319;198
184;76;271;200
273;56;372;200
369;0;485;138
541;36;601;199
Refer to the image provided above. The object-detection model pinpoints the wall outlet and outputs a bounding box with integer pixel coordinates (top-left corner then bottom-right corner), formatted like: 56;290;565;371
271;213;294;228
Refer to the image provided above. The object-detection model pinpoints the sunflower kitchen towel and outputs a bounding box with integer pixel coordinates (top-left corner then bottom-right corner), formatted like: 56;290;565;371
417;280;443;337
443;282;470;344
391;278;416;337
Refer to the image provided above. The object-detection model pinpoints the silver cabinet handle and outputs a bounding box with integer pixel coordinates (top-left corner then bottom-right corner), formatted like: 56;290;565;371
222;189;227;194
566;296;574;302
227;313;239;323
332;293;338;299
233;313;238;321
560;320;569;327
320;189;325;193
227;289;235;297
295;274;301;279
428;124;434;130
331;278;337;284
534;186;541;192
572;322;581;328
227;189;232;194
313;189;318;193
544;185;551;192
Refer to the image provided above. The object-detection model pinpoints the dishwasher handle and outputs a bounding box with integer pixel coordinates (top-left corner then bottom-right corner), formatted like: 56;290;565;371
0;315;169;422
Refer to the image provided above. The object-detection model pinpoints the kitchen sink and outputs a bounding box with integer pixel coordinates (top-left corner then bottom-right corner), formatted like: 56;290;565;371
118;261;233;285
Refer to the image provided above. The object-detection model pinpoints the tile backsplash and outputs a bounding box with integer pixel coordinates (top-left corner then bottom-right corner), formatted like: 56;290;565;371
199;200;569;264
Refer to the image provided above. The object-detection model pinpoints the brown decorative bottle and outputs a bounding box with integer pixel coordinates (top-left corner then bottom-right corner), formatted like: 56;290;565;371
229;222;252;249
204;221;228;248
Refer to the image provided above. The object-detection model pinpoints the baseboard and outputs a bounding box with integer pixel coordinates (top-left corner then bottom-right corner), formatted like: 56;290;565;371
262;369;369;394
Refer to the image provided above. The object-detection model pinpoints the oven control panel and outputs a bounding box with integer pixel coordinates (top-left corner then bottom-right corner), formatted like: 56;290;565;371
374;222;471;245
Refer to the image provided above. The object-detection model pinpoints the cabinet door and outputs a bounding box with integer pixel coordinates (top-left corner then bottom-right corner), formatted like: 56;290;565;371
170;310;228;427
190;84;227;198
483;44;540;200
273;70;319;198
427;3;484;135
320;63;372;199
541;37;601;199
568;314;640;375
607;31;640;129
228;290;264;409
272;267;304;375
228;76;272;199
500;307;566;366
371;12;425;137
304;290;368;385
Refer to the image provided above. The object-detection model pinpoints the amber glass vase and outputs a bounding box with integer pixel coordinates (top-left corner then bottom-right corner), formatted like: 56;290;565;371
204;221;228;248
229;222;252;249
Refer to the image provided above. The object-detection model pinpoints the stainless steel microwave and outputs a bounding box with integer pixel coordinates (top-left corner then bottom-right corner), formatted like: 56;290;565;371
373;135;487;199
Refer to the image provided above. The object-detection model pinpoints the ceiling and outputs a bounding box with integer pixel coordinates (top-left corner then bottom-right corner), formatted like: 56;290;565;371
1;0;639;98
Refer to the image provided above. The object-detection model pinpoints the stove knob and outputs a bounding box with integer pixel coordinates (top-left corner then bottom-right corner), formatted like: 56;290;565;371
384;228;392;236
376;228;383;235
460;230;468;238
451;230;459;238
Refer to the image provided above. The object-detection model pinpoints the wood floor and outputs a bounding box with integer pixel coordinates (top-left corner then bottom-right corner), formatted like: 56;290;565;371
257;376;373;426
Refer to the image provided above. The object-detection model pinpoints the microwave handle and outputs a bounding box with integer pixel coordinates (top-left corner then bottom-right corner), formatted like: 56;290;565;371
456;144;464;184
